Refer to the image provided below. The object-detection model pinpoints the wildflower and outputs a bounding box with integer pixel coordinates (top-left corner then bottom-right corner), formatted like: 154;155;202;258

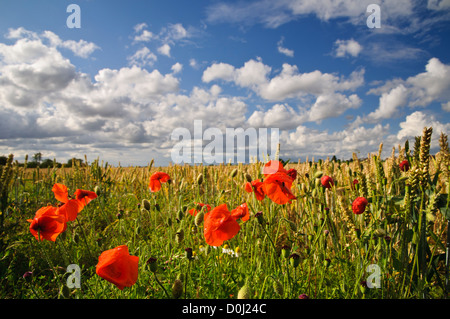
352;197;369;215
149;171;171;192
185;247;193;260
74;189;98;211
96;245;139;290
262;160;287;176
231;203;250;222
399;160;410;172
245;179;265;201
298;294;310;299
27;205;66;242
262;172;296;205
188;203;211;217
321;175;334;189
51;183;97;221
286;168;298;180
203;204;241;247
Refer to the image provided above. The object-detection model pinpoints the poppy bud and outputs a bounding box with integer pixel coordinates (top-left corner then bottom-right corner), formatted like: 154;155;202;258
142;199;151;211
175;229;184;243
230;168;238;178
185;247;193;260
281;245;290;259
289;253;300;268
313;171;323;179
194;209;205;226
298;294;310;299
324;258;331;268
399;160;410;172
255;211;265;225
273;279;284;296
94;185;101;196
196;173;203;185
147;257;158;273
245;173;252;183
176;209;184;221
172;279;183;299
237;282;251;299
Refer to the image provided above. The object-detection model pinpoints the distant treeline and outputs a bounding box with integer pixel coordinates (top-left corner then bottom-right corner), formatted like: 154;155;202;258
0;154;84;168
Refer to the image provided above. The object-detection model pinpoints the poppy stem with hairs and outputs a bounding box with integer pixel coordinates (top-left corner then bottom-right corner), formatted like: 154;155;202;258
75;216;95;260
153;272;170;298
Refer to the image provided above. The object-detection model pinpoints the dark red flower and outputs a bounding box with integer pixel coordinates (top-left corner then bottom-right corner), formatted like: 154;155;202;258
287;168;298;180
399;160;410;172
321;175;334;189
352;197;369;215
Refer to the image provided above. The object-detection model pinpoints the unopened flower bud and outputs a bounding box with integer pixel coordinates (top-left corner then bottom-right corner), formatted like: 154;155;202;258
194;210;205;226
245;173;252;183
273;279;284;296
147;257;158;273
196;173;203;185
237;282;251;299
175;229;184;243
94;185;101;196
289;253;300;268
172;279;183;299
230;168;238;178
185;247;193;260
142;199;151;211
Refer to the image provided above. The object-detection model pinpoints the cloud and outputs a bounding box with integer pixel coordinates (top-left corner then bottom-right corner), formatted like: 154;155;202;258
157;43;171;57
427;0;450;10
366;57;450;121
277;37;294;57
127;47;157;67
333;39;362;58
171;62;183;74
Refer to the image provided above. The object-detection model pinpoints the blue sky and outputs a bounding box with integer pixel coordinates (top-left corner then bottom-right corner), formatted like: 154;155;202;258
0;0;449;166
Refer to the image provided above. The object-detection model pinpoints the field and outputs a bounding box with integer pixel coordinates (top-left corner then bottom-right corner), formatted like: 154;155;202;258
0;126;449;299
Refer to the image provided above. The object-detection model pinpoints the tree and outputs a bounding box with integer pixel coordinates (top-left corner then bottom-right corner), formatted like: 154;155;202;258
33;152;42;166
0;156;7;166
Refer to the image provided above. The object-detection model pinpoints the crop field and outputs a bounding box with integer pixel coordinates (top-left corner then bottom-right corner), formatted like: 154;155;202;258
0;126;449;300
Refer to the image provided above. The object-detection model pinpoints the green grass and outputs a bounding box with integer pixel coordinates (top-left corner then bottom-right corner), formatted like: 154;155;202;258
0;129;449;299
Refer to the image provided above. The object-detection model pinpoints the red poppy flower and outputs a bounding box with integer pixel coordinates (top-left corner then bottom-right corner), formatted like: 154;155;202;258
204;204;241;247
287;168;298;180
27;205;66;241
231;203;250;222
188;203;211;216
149;172;171;192
245;179;265;201
262;172;296;205
96;245;139;290
352;197;369;215
51;183;97;221
74;189;98;212
399;160;410;172
263;160;288;176
351;179;359;190
321;175;334;189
